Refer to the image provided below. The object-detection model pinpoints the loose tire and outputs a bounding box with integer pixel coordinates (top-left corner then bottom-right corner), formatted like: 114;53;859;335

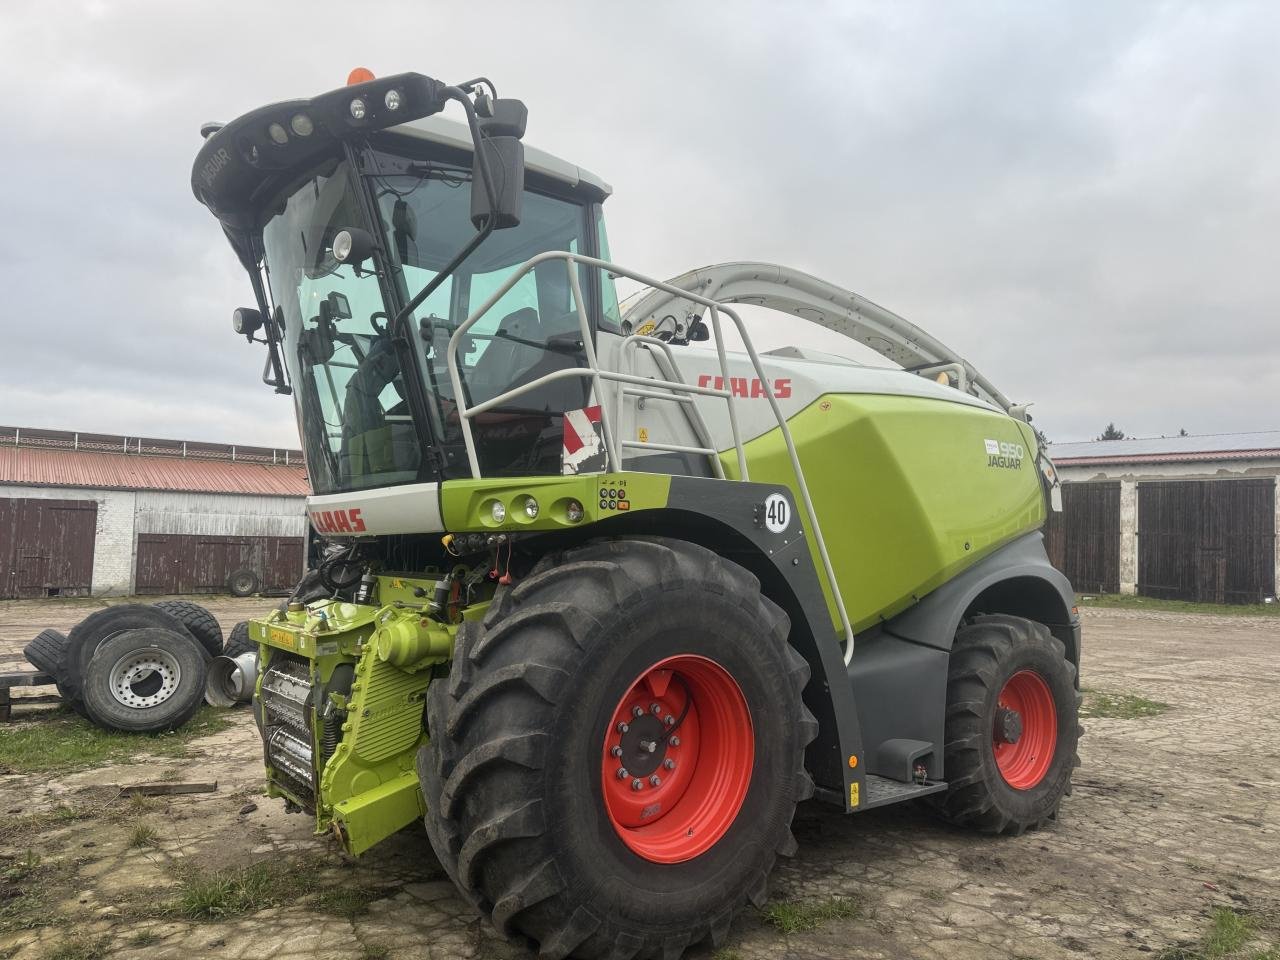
23;628;68;677
223;621;256;659
227;568;260;597
63;605;200;712
420;538;816;960
152;600;223;658
82;627;208;733
930;614;1082;834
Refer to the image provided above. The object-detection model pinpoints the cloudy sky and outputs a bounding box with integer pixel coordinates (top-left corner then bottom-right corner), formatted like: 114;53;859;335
1;1;1276;448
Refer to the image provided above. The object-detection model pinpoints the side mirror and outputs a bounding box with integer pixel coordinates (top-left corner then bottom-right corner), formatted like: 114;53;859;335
686;316;710;342
332;227;376;266
470;99;528;232
232;307;263;341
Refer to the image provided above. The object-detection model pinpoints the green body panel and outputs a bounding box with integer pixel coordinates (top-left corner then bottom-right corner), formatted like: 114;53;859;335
440;471;672;531
724;394;1045;631
250;574;478;855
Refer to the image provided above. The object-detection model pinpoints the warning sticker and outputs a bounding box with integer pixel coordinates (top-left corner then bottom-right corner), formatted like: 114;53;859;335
849;782;860;808
638;426;649;443
562;406;607;475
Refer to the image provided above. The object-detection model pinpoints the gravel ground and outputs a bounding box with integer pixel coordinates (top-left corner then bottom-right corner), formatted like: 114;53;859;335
0;597;1276;959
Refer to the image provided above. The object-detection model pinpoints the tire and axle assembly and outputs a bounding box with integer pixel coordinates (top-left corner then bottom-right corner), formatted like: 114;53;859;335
419;537;816;960
81;627;208;734
930;613;1082;834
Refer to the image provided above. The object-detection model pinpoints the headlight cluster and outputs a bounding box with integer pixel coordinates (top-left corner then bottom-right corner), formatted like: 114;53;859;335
480;496;585;527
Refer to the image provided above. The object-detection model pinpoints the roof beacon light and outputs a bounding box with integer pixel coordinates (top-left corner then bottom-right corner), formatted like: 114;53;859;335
347;67;376;86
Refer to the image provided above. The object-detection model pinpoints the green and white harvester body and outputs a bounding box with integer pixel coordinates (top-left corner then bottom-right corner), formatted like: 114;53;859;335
193;69;1080;959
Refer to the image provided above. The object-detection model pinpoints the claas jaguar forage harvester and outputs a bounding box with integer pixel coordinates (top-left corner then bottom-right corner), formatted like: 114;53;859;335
191;67;1081;959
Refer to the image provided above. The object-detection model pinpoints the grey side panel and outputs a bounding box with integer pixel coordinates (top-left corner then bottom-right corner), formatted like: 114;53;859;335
887;532;1078;661
653;477;865;811
847;633;949;781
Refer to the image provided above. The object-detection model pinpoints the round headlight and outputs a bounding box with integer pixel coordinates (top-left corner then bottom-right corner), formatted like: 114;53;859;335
349;97;366;120
384;88;402;111
332;230;353;263
267;122;289;145
523;496;539;520
290;113;314;137
565;499;584;523
489;500;506;524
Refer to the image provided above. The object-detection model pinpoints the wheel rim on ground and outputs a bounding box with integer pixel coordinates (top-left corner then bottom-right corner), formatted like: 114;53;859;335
993;669;1057;789
600;654;753;863
108;647;182;709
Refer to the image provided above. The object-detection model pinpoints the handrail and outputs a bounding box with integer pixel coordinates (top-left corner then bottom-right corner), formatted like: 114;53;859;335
445;251;856;664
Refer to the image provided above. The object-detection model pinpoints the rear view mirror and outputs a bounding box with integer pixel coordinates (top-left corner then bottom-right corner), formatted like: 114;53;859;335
686;316;710;342
470;99;528;231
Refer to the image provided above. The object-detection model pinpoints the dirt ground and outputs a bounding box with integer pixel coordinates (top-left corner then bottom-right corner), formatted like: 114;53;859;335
0;597;1277;959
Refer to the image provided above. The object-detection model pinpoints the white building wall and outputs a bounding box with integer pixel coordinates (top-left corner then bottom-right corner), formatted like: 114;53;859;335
2;485;307;596
0;483;137;595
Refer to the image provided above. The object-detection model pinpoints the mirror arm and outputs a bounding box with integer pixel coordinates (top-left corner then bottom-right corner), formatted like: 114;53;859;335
248;262;292;395
390;87;498;332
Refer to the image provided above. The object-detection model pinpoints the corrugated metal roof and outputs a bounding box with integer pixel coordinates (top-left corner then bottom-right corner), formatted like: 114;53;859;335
1050;431;1280;465
0;445;309;496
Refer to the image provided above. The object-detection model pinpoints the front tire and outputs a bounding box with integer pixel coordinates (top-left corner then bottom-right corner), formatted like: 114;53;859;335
931;614;1082;834
420;538;816;960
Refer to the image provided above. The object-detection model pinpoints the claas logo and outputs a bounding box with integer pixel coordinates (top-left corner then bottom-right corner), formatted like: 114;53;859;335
696;375;792;399
311;508;367;534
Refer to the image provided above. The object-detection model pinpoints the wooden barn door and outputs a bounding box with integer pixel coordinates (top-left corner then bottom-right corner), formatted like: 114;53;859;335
0;498;97;599
1048;482;1121;594
1138;479;1276;604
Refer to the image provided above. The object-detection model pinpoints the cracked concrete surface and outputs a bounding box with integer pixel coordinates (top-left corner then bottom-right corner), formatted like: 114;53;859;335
1;598;1276;959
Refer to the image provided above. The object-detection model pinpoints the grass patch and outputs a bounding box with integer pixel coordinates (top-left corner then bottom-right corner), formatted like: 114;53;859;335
1157;908;1265;959
1077;594;1280;617
312;885;392;919
1081;690;1169;720
40;936;110;960
358;945;390;960
0;853;70;935
128;930;162;947
0;706;232;775
0;806;91;844
128;823;159;849
762;896;860;934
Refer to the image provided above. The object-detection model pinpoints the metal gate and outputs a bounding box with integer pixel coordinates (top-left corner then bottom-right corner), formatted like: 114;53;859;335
1138;478;1276;604
0;497;97;599
135;534;303;595
1043;481;1120;594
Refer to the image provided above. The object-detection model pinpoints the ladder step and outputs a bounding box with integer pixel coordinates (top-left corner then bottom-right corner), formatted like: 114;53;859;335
858;774;949;811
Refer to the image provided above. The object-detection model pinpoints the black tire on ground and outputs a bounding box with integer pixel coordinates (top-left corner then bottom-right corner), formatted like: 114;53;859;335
81;627;208;733
63;605;200;712
23;628;68;676
222;621;256;659
151;600;223;658
227;568;260;597
929;614;1082;834
420;537;816;960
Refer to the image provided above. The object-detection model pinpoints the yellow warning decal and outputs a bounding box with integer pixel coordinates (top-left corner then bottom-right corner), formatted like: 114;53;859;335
849;782;860;808
638;427;650;443
636;321;657;336
268;627;297;650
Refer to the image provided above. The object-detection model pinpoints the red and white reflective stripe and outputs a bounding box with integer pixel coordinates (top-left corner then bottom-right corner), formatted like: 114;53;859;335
563;405;602;455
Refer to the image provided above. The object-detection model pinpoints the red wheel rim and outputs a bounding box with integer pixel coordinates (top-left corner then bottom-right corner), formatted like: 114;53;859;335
600;655;753;863
993;669;1057;790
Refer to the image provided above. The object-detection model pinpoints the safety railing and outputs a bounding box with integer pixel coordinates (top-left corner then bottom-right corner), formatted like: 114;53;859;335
445;251;856;663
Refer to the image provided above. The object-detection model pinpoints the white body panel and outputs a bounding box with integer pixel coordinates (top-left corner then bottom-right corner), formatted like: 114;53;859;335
307;482;443;537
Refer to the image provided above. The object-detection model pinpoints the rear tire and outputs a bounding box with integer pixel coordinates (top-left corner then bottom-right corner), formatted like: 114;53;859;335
227;569;260;597
930;614;1082;834
63;605;200;713
81;627;208;733
420;538;816;960
23;628;67;676
152;600;223;657
222;621;256;659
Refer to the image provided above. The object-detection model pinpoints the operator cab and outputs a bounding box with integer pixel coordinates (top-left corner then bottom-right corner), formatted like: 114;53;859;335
194;71;621;495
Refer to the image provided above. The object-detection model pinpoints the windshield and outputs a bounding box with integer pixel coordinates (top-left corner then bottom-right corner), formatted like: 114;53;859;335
368;146;595;477
262;160;421;494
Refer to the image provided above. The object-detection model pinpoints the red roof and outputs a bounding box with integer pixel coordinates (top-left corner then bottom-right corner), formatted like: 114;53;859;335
0;445;309;497
1054;448;1280;467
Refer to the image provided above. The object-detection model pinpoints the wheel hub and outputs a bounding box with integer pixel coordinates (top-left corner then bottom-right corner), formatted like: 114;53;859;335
108;647;181;709
993;669;1057;790
617;715;669;778
994;705;1023;744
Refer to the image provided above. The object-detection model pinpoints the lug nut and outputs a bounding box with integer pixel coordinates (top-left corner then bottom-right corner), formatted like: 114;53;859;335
651;703;662;715
610;746;623;758
632;706;645;718
664;715;675;725
670;736;681;747
664;758;675;770
617;722;629;734
631;779;644;791
649;775;662;787
616;767;629;779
